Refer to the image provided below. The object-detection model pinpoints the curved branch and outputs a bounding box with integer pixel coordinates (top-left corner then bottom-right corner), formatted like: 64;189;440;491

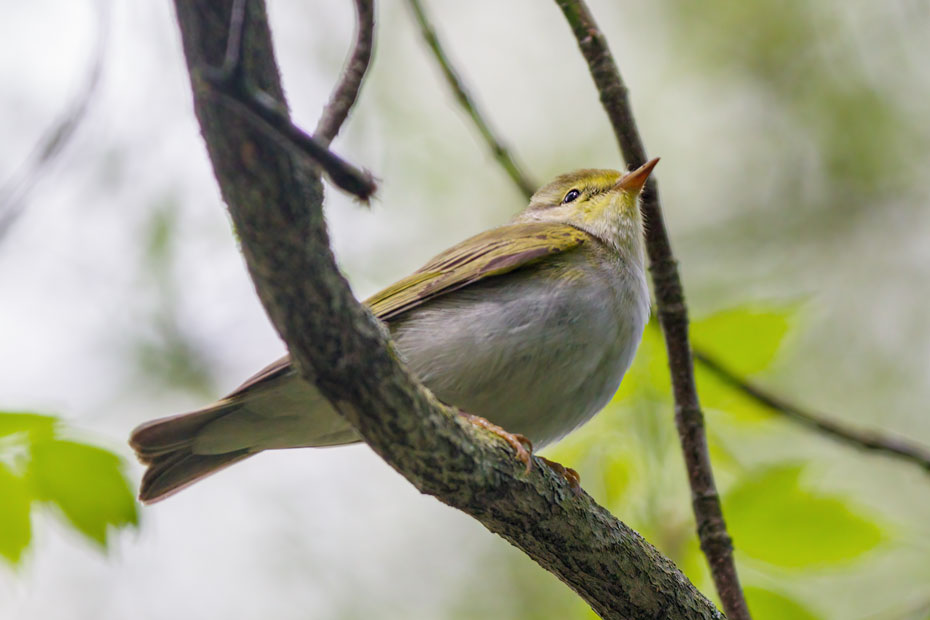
405;0;536;199
199;0;376;201
314;0;374;146
170;1;722;618
552;1;750;618
695;351;930;472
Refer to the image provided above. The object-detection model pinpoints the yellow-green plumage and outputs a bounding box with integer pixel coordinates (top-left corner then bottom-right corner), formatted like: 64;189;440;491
367;223;589;319
130;161;658;503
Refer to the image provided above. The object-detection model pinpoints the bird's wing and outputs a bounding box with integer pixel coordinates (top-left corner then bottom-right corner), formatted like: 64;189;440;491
226;222;588;398
365;222;589;320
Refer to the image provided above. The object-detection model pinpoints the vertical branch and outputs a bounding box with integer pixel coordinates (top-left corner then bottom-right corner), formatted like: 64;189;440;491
403;2;930;487
406;0;536;199
169;1;725;617
314;0;375;146
552;1;751;618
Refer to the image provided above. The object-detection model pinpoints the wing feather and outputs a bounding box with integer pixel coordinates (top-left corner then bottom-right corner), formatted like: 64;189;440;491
366;222;588;320
227;222;588;398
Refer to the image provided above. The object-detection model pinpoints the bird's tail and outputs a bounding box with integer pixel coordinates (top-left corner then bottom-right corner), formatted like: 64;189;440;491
129;402;253;504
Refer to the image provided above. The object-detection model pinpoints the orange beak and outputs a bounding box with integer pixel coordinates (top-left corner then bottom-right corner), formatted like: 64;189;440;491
615;157;660;193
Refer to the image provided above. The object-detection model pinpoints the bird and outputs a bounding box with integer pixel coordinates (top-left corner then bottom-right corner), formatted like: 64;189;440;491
130;159;658;503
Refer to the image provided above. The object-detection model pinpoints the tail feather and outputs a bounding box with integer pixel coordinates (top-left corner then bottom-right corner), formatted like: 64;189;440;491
130;371;360;502
131;401;253;503
138;449;252;504
130;401;238;462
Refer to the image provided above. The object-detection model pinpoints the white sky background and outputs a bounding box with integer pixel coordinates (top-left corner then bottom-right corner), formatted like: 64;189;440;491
1;0;930;618
0;2;624;618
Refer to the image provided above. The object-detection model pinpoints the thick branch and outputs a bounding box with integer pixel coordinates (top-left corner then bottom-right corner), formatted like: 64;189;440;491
552;1;750;618
171;1;722;618
694;352;930;472
314;0;374;145
406;0;536;199
198;0;376;201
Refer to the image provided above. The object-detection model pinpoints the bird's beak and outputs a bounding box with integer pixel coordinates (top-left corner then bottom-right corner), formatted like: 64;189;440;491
615;157;660;193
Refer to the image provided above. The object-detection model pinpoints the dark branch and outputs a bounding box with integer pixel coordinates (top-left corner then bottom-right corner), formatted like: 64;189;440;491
170;1;723;617
406;0;929;500
200;0;377;201
695;351;930;472
314;0;375;146
405;0;537;199
552;1;750;618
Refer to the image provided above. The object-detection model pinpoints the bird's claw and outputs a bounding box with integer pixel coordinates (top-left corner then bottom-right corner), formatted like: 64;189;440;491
538;456;582;494
458;411;533;474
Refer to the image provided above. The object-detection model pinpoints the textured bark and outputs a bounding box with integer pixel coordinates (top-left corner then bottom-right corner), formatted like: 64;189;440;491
170;2;723;618
552;1;750;618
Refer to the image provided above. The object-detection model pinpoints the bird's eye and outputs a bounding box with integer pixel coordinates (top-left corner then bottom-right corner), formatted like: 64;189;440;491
562;189;581;204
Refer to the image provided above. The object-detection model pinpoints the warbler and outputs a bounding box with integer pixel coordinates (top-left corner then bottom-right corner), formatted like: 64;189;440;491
131;159;658;502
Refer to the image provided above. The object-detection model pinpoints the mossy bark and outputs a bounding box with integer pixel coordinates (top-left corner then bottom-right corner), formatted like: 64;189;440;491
171;2;723;618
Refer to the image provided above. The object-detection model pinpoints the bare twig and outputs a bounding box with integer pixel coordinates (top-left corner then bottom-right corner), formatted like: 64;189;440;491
405;0;930;492
169;1;723;617
0;0;109;241
552;1;751;617
405;0;536;199
200;0;377;201
694;351;930;472
314;0;375;146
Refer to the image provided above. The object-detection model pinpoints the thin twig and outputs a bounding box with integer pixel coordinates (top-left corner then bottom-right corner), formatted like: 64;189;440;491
405;0;537;199
552;1;751;618
694;351;930;472
170;1;725;617
314;0;375;146
405;0;930;490
0;0;109;241
201;0;377;201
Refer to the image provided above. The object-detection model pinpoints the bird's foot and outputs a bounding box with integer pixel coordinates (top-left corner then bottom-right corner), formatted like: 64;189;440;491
458;411;533;474
538;456;582;494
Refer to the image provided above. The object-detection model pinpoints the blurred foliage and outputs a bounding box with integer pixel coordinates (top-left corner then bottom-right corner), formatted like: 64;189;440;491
664;0;918;215
726;463;884;569
4;1;927;617
130;196;216;396
743;586;820;620
0;411;137;566
461;304;891;619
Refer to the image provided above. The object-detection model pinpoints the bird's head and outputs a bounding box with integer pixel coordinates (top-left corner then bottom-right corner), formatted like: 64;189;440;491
514;158;659;254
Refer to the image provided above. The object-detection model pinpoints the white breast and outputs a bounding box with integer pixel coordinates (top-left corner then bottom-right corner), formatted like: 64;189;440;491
391;253;649;447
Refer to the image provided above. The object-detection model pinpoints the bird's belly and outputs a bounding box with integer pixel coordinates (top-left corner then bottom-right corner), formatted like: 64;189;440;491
391;270;647;447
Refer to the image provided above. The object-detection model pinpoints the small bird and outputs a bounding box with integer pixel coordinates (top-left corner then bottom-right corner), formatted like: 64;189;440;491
130;159;658;503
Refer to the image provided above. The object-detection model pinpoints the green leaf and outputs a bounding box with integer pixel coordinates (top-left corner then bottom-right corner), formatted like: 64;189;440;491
745;586;821;620
0;411;57;439
692;306;795;375
616;324;670;402
0;462;32;565
30;439;138;546
696;364;774;423
725;464;884;569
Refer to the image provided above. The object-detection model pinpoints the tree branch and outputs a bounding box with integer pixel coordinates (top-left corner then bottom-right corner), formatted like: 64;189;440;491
313;0;374;146
404;0;930;492
405;0;536;199
694;351;930;472
170;1;723;617
552;1;750;618
199;0;376;201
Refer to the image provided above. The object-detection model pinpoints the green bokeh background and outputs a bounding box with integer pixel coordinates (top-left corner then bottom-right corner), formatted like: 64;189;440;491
1;1;928;618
